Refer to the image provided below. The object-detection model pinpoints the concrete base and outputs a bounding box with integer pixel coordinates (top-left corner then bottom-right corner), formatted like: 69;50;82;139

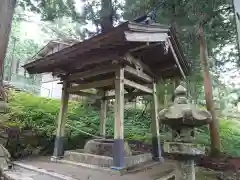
64;149;152;168
113;139;125;167
53;136;66;158
152;136;163;161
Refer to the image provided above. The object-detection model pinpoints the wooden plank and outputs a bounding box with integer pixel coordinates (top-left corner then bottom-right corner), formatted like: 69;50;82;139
124;31;168;42
125;53;153;76
114;67;124;139
124;79;153;94
66;64;119;81
124;65;153;83
167;38;186;79
128;22;169;33
67;79;114;92
100;90;107;137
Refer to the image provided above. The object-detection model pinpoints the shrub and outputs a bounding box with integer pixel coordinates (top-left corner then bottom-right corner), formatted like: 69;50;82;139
3;91;240;156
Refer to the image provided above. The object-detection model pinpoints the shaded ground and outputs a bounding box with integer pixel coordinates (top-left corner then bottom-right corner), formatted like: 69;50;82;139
3;166;62;180
4;156;178;180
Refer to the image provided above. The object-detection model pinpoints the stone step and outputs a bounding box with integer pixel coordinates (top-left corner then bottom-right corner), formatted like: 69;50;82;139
2;162;78;180
63;150;113;167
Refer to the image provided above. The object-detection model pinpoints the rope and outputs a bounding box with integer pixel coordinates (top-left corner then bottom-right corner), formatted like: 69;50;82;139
66;123;103;139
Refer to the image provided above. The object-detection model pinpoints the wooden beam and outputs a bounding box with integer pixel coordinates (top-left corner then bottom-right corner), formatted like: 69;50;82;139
167;38;186;79
124;65;153;83
54;80;70;157
151;81;162;160
67;79;114;92
124;31;168;42
129;43;161;52
70;91;100;98
105;91;149;100
100;90;107;137
124;79;153;94
65;64;120;81
125;53;153;76
56;81;70;137
113;67;125;167
114;67;124;139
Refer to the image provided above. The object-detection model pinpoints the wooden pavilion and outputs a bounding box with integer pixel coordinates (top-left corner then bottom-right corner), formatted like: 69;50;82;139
24;21;189;169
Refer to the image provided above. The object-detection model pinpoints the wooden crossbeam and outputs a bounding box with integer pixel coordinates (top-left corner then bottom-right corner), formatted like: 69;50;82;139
105;91;149;100
69;90;148;100
67;79;114;93
124;65;153;83
124;79;153;94
125;53;153;76
65;64;120;81
124;31;168;42
70;91;100;98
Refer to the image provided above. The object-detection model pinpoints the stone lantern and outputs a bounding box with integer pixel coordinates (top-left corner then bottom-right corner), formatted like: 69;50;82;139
159;85;212;180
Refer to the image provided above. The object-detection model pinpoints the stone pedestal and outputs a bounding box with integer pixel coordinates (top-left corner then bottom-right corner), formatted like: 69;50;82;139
84;139;132;157
160;85;212;180
180;160;195;180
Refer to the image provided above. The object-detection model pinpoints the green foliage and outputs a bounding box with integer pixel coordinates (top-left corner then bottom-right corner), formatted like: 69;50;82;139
18;0;79;21
5;91;240;156
196;117;240;156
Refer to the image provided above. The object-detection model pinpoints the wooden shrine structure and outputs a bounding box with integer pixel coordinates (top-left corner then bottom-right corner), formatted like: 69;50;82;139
24;21;189;168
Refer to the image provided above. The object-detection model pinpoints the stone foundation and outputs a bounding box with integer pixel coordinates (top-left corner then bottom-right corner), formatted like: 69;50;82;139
64;149;152;168
84;139;132;157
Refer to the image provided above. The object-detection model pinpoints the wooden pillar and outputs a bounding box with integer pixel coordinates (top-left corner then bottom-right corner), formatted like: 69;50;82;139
112;67;125;168
100;90;107;137
151;81;163;161
53;81;69;158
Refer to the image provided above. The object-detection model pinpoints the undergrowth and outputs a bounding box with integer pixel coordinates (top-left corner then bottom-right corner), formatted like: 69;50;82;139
3;91;240;156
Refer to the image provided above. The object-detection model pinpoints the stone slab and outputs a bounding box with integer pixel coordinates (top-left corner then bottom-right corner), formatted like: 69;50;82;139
3;166;64;180
12;156;179;180
64;149;152;168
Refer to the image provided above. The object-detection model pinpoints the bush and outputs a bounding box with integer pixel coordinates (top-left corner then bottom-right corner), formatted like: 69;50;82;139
3;91;240;156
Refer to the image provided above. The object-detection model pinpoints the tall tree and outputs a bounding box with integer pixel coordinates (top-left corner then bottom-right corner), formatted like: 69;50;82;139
0;0;16;101
124;0;237;154
100;0;113;32
199;23;221;154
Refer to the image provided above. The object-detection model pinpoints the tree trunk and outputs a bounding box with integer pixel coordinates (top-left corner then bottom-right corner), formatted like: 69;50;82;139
91;0;113;108
100;0;113;33
0;0;16;100
199;23;221;155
